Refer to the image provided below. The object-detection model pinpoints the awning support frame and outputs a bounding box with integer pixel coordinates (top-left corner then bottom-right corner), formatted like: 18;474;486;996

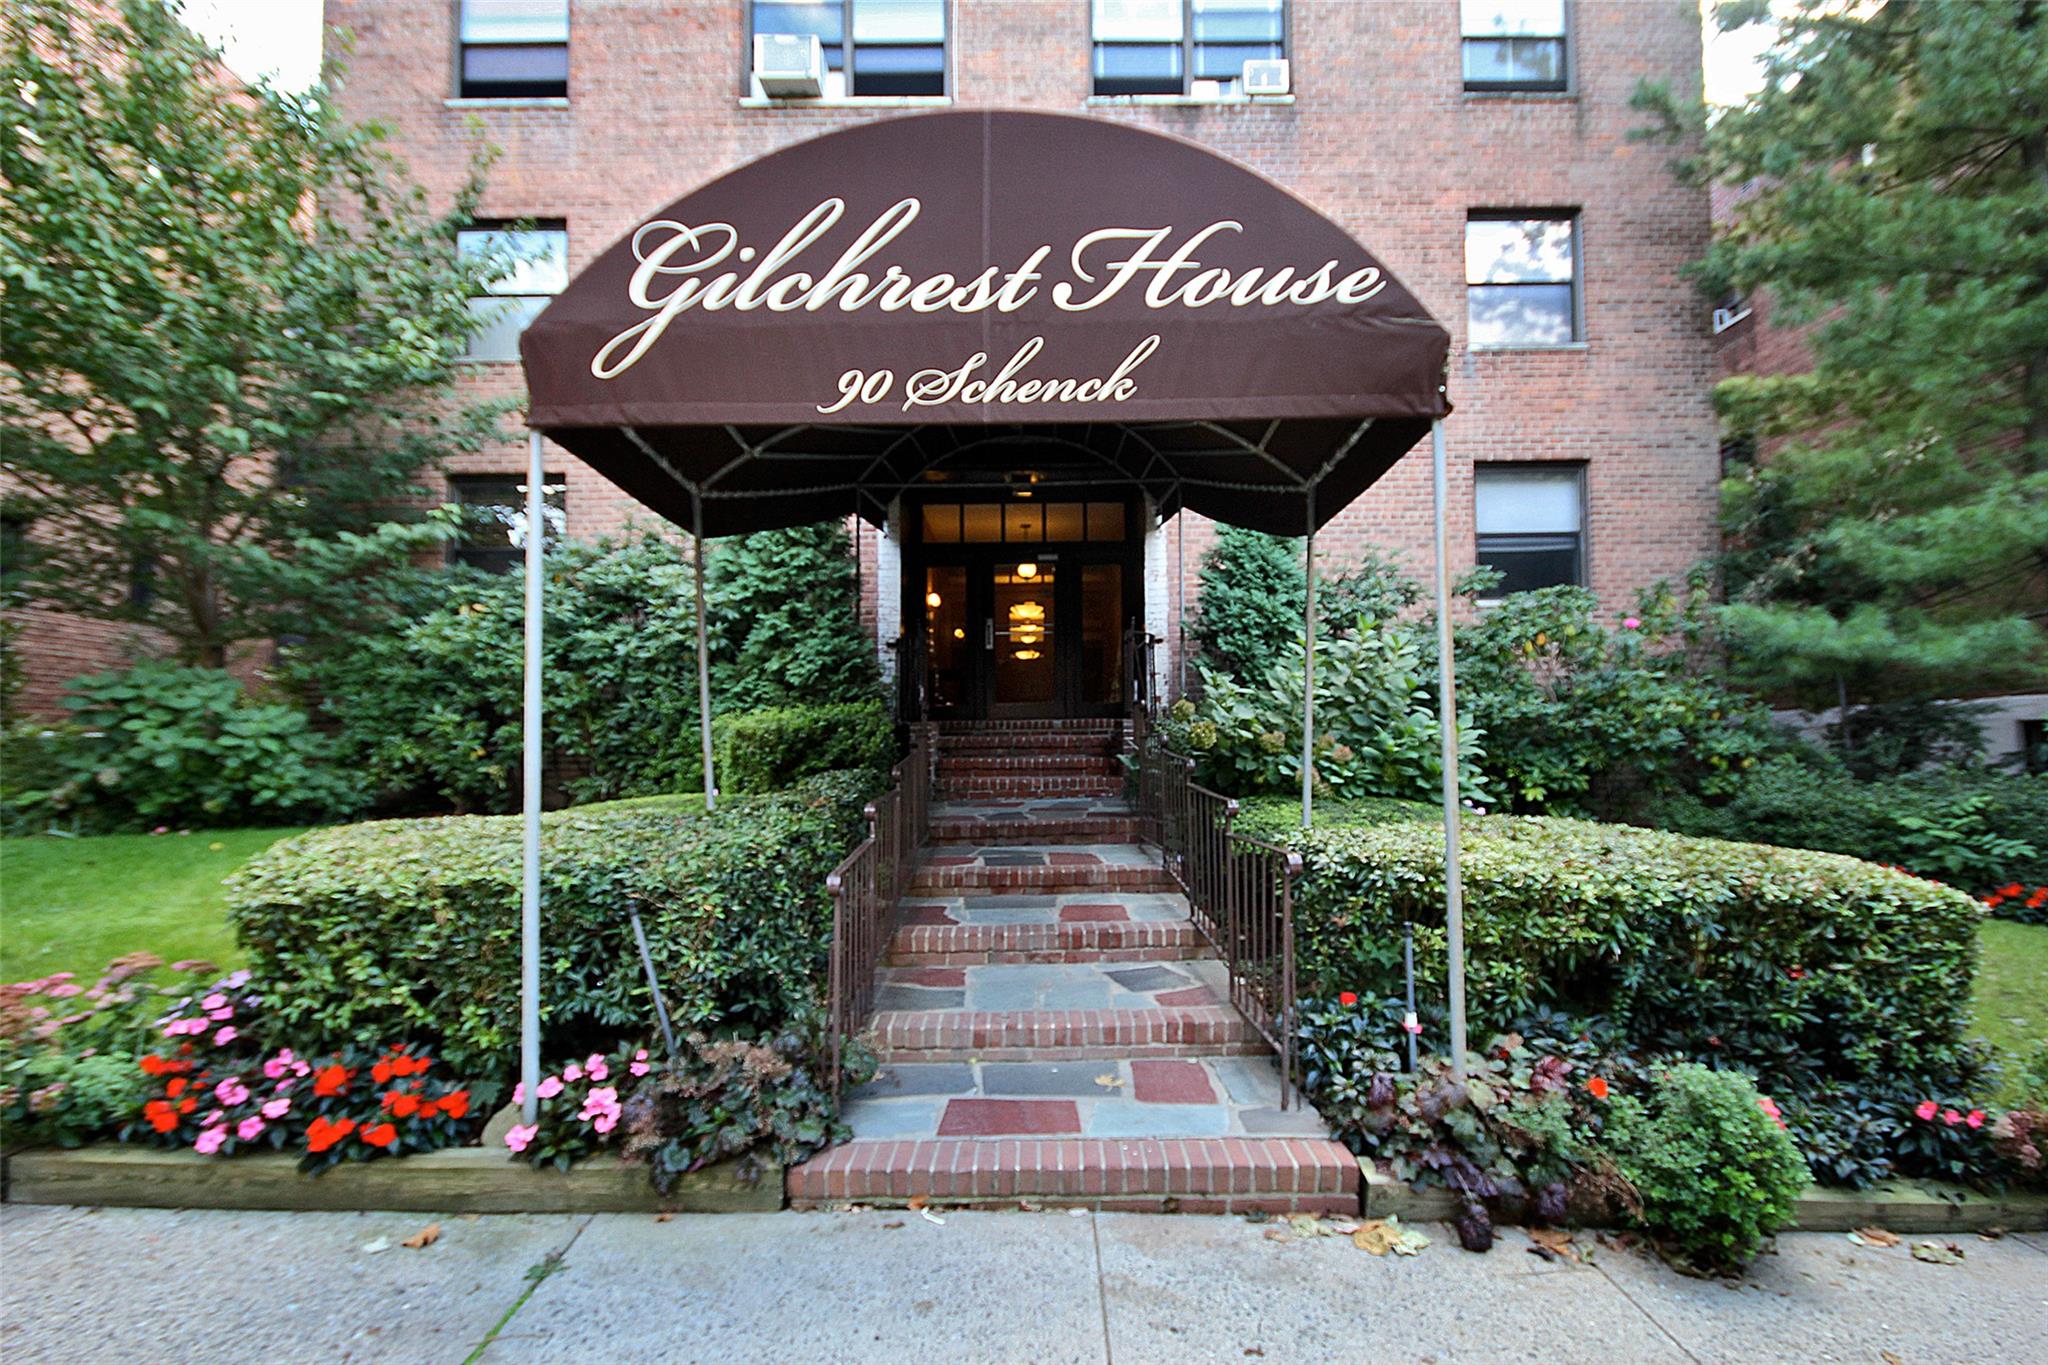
1429;417;1470;1075
519;429;544;1127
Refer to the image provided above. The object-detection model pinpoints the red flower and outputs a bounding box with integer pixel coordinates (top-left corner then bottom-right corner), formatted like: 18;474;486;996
2000;883;2023;898
140;1054;169;1076
415;1098;439;1120
360;1122;398;1149
1587;1076;1610;1100
385;1092;419;1118
313;1064;350;1098
306;1116;356;1153
436;1089;470;1120
1942;1108;1963;1126
1966;1110;1986;1129
1786;967;1805;980
1338;992;1359;1007
176;1095;197;1115
370;1059;395;1085
165;1077;188;1098
2029;889;2047;909
144;1100;179;1133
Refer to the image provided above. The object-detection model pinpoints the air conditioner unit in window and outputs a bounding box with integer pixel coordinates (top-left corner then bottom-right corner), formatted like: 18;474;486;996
1242;59;1291;96
1711;305;1751;334
753;33;823;98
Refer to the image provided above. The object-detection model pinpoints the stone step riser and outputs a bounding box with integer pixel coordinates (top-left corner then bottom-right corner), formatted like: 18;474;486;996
872;1007;1257;1057
935;734;1121;753
887;922;1207;966
927;824;1142;847
935;777;1126;798
936;757;1123;776
787;1138;1358;1214
908;867;1178;894
934;721;1121;734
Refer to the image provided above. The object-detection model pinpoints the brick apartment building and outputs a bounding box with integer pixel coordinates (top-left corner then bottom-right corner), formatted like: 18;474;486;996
6;1;1723;719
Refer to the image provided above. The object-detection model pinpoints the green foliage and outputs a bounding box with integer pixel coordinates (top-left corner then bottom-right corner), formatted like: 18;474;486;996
1233;793;1438;840
706;522;880;711
1190;527;1306;679
1453;581;1775;815
223;771;877;1084
1604;1064;1808;1275
713;702;895;795
1637;0;2048;713
4;662;359;832
0;0;511;666
1646;756;2048;901
1284;813;1985;1094
0;953;182;1149
620;1018;871;1190
1161;628;1489;807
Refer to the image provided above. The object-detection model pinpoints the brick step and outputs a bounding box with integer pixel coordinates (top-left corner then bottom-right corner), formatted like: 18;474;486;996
935;720;1121;735
934;774;1126;798
786;1137;1358;1214
909;862;1177;894
935;754;1123;776
871;1006;1262;1061
888;919;1211;966
927;818;1141;847
934;732;1121;755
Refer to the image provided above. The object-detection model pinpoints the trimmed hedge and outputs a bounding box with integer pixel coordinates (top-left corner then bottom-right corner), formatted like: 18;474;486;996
225;770;878;1084
1285;812;1984;1089
712;702;894;795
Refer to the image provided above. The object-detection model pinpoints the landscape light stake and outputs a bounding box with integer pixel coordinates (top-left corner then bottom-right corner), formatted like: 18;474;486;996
520;428;545;1126
1429;417;1470;1076
629;909;680;1058
1403;923;1419;1074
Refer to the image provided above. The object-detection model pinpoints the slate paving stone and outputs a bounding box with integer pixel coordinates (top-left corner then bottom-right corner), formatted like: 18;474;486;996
964;895;1059;909
937;1098;1081;1136
1103;965;1189;993
981;1062;1119;1097
1085;1100;1230;1138
875;985;967;1011
1212;1057;1285;1107
851;1063;977;1098
1235;1106;1332;1136
841;1099;944;1138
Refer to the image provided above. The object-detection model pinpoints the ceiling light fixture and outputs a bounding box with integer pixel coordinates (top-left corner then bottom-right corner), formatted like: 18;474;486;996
1016;562;1039;578
926;590;943;608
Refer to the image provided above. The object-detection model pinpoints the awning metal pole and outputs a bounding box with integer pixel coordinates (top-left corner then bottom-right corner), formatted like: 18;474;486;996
1429;418;1469;1075
1175;509;1187;699
693;491;717;813
519;429;544;1126
1300;486;1316;829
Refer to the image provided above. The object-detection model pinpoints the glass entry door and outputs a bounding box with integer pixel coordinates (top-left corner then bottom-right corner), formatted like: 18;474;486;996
920;555;1126;719
992;563;1056;711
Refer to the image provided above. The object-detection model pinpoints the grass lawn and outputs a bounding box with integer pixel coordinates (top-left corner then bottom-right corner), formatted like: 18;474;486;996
1974;919;2048;1097
0;827;306;983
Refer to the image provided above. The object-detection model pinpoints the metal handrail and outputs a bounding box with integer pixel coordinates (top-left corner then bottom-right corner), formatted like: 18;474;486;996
826;725;931;1091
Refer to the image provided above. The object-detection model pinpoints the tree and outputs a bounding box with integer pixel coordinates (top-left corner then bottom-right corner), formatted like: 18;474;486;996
707;521;880;711
1191;526;1306;679
1637;0;2048;728
0;0;511;667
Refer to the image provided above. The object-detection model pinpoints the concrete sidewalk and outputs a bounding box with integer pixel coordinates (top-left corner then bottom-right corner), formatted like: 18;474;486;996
3;1203;2042;1363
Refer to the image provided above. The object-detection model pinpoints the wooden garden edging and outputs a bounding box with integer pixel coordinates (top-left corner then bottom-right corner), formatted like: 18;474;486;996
1361;1163;2048;1232
1;1145;780;1215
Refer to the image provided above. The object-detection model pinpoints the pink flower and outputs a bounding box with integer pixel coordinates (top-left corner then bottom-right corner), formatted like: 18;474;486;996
562;1063;584;1084
1756;1096;1785;1129
46;983;82;998
1622;617;1641;630
262;1050;296;1080
504;1123;538;1154
1915;1100;1938;1121
221;971;251;989
162;1018;207;1038
577;1086;620;1122
236;1116;266;1141
512;1082;525;1104
214;1077;250;1106
1942;1108;1963;1126
201;994;227;1011
593;1112;617;1134
193;1126;227;1155
152;826;170;836
213;1026;238;1047
536;1075;563;1100
207;1007;234;1022
630;1047;651;1077
1966;1110;1985;1129
261;1097;291;1120
584;1054;609;1082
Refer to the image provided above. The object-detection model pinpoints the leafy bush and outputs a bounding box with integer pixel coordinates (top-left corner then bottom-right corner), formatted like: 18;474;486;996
502;1044;652;1172
714;702;894;795
225;770;877;1084
1646;756;2048;904
3;662;359;832
1189;526;1306;680
1603;1064;1808;1275
706;522;880;711
1284;812;1985;1095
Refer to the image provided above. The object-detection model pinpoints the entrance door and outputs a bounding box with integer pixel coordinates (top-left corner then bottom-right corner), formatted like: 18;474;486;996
914;499;1135;720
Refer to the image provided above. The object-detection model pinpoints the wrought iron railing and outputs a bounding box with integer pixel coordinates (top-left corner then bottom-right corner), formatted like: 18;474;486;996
1132;740;1303;1108
1122;622;1159;752
826;725;931;1091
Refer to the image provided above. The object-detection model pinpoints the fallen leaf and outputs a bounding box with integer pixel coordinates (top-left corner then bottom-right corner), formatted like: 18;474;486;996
881;1220;905;1229
401;1223;441;1250
653;1213;673;1223
1287;1214;1328;1238
1263;1228;1293;1243
1977;1226;2006;1241
1847;1226;1899;1248
1352;1220;1395;1255
359;1237;391;1255
1328;1221;1360;1235
1018;1199;1043;1212
1094;1073;1124;1090
1528;1227;1577;1262
1880;1352;1903;1365
1910;1240;1964;1265
1244;1349;1265;1358
908;1195;930;1211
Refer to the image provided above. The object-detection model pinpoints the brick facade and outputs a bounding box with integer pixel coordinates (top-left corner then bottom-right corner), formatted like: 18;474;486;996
7;1;1718;717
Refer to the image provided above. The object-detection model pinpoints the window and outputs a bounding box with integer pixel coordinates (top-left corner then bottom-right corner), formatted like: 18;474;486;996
917;501;1128;544
458;222;567;362
1466;214;1578;347
747;0;947;99
458;0;568;99
1091;0;1285;99
1475;466;1584;597
1461;0;1567;93
449;475;566;573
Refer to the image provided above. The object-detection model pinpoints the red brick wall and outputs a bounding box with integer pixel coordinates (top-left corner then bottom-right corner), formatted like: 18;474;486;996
316;0;1715;688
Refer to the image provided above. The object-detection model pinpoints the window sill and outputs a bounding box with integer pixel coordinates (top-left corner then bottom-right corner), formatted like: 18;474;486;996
739;95;953;109
1084;94;1295;108
1461;89;1574;102
444;96;569;110
1468;342;1590;354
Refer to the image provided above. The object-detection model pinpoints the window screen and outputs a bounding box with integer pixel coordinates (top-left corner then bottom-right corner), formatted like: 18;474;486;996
459;0;568;99
1461;0;1566;93
1474;465;1584;596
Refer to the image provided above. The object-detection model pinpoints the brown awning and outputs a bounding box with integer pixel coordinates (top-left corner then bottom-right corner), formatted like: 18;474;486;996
521;110;1450;536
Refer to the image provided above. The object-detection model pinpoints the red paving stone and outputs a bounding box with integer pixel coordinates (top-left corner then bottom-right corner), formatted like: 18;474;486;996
1129;1059;1219;1104
937;1098;1082;1137
1059;903;1130;922
901;905;959;926
1155;986;1218;1006
923;855;975;867
893;967;967;987
1048;851;1104;865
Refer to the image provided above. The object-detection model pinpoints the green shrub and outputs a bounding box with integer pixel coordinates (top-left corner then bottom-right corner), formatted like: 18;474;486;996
706;523;880;711
713;702;894;795
1234;793;1437;841
224;770;877;1084
3;661;359;832
1189;526;1306;680
1604;1064;1808;1274
1285;812;1984;1093
1647;756;2048;904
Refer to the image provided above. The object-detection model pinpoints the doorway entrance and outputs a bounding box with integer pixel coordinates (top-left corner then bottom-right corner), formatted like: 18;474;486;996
913;497;1139;720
